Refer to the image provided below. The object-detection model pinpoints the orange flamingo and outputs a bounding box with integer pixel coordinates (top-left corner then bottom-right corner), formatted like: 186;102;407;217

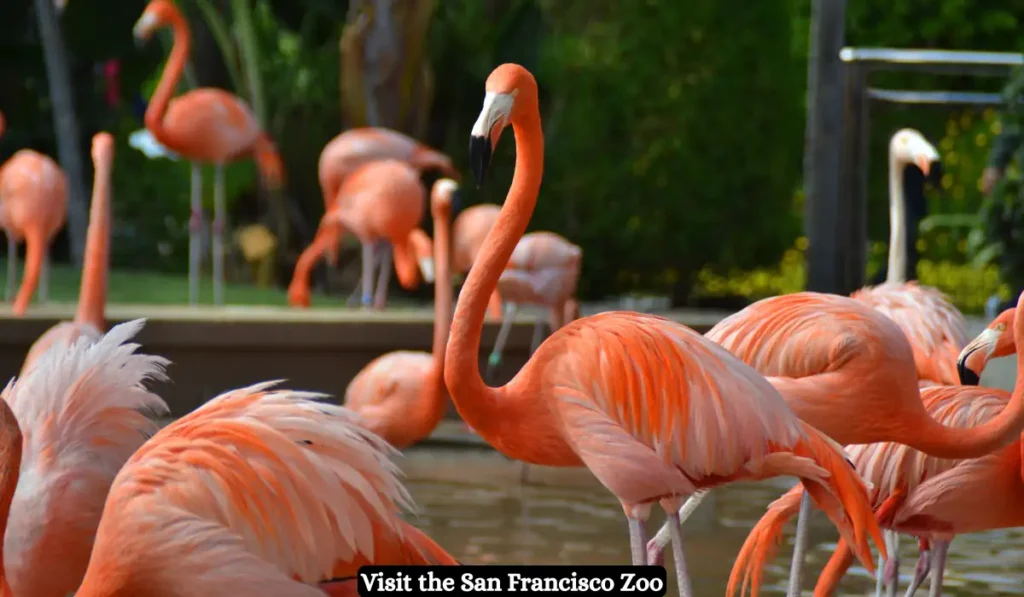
649;292;1024;595
485;230;582;382
734;375;1024;597
133;0;285;307
343;179;455;448
0;111;68;315
958;307;1016;385
288;160;425;310
21;132;114;376
74;381;456;597
0;319;169;597
851;129;967;387
444;63;884;596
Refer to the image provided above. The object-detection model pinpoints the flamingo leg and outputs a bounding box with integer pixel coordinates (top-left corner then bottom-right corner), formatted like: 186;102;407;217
904;547;931;597
188;162;202;306
667;512;694;597
39;250;49;303
627;517;648;566
372;241;392;310
785;491;813;597
883;531;901;597
529;315;545;354
6;236;15;301
359;241;374;308
486;302;518;382
647;490;709;566
926;540;949;597
212;163;226;306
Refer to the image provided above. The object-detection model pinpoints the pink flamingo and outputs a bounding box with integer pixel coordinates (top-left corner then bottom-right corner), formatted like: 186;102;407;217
74;381;456;596
0;319;169;597
21;132;114;376
0;111;68;314
444;63;884;596
851;129;967;387
452;203;504;320
958;307;1016;385
133;0;286;306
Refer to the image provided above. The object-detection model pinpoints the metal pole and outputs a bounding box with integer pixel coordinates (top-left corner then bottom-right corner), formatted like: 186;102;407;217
802;0;848;294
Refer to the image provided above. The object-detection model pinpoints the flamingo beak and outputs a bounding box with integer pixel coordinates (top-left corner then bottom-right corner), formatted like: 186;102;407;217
915;154;931;176
132;12;157;47
468;135;492;189
469;91;515;188
956;327;1000;385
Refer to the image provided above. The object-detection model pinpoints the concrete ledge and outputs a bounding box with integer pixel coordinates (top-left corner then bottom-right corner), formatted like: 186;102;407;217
0;303;729;417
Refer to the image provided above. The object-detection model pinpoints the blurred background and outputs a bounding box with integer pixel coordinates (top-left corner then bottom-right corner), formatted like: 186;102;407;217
2;0;1023;314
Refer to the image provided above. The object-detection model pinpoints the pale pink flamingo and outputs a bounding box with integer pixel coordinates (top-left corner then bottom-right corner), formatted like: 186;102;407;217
133;0;286;306
21;132;114;376
851;129;967;387
649;291;1024;596
484;230;582;382
0;319;169;597
444;63;885;596
343;179;455;448
73;380;456;597
0;111;68;314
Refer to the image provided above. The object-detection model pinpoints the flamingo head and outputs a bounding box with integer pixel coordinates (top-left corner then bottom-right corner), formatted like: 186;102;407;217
469;64;538;188
133;0;179;46
890;128;940;176
92;131;115;165
958;306;1016;385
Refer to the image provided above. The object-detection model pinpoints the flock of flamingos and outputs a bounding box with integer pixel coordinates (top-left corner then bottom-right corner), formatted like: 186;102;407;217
0;2;1023;597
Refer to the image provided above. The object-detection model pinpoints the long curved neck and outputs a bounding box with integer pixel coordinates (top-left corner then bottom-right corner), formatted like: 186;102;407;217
416;209;452;427
0;419;23;594
76;153;111;329
144;12;191;140
887;151;907;284
909;346;1024;459
444;109;544;439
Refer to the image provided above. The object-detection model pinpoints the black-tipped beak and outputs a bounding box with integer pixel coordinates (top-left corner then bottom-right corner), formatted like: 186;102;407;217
450;187;463;216
469;135;491;189
957;351;981;386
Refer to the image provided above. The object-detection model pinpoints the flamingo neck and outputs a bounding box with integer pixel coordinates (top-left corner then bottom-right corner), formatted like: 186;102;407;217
289;226;339;296
416;209;452;429
0;420;23;595
444;108;544;440
887;150;907;284
144;12;191;142
76;153;111;330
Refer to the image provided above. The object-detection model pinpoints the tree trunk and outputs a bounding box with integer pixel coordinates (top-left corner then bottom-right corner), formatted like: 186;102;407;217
32;0;87;266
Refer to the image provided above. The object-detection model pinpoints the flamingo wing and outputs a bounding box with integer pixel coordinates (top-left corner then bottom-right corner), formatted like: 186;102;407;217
161;88;261;162
851;282;968;385
82;381;414;595
2;319;169;597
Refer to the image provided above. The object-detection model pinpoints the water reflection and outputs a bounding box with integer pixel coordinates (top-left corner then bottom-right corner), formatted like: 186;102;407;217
404;477;1024;595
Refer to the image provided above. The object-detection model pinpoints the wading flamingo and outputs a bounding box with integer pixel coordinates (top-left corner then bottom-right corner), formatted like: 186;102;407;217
445;63;884;596
133;0;285;307
343;179;455;448
21;132;114;375
958;307;1016;385
735;373;1024;597
288;160;425;310
74;381;456;597
485;230;582;382
851;129;967;387
649;291;1024;596
453;203;504;320
0;319;169;597
0;111;68;314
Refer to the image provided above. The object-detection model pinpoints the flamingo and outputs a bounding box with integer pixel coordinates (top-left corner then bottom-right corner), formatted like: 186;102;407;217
0;319;169;597
444;63;885;596
452;203;504;320
342;179;455;448
648;292;1024;595
132;0;286;307
21;132;114;376
958;307;1016;385
73;381;456;597
484;230;582;382
287;160;425;309
733;376;1024;597
851;129;967;387
0;110;68;315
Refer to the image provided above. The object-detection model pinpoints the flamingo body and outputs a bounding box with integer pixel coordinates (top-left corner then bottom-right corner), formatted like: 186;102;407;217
153;89;263;165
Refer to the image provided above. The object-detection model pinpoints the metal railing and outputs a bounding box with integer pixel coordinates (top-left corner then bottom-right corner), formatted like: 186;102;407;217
835;47;1023;293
